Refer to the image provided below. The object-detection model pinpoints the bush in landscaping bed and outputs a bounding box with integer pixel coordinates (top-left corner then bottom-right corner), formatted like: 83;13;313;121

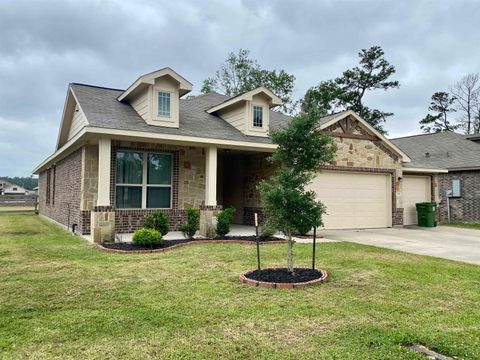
216;207;236;237
144;210;169;236
180;208;200;239
132;228;162;247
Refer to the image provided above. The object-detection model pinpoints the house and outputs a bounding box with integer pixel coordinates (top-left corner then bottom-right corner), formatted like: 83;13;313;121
0;180;28;195
33;67;446;243
392;131;480;223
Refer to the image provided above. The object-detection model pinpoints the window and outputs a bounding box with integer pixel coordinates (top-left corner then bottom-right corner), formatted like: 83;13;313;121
115;150;172;209
46;168;51;205
157;91;171;117
253;105;263;127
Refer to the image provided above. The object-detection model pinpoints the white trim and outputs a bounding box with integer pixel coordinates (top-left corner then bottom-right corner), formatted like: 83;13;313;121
319;110;412;163
85;127;277;151
402;167;448;174
55;86;90;150
207;86;283;114
118;67;192;101
33;127;87;174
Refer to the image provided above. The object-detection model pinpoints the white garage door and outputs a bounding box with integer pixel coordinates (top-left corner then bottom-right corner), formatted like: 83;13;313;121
308;171;392;229
403;175;431;225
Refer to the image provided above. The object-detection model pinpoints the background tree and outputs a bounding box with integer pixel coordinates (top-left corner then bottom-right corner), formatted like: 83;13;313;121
450;73;480;134
419;92;458;133
301;46;399;134
201;49;296;113
258;110;337;274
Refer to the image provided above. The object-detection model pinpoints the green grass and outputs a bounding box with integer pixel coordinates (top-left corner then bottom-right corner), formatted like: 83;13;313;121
1;214;479;359
0;206;34;212
442;222;480;230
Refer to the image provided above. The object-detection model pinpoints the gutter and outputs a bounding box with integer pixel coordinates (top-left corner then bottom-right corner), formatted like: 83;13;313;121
402;167;448;174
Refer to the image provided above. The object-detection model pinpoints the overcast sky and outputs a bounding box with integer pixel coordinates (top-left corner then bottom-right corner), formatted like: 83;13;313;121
1;0;479;176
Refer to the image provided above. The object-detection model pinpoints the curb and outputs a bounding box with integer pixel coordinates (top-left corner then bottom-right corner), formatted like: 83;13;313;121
239;267;328;289
95;239;287;254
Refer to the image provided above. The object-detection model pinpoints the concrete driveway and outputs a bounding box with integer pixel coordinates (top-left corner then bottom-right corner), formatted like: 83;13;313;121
313;226;480;265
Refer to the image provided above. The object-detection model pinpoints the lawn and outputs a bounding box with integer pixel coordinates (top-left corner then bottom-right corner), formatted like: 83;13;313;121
442;222;480;230
1;214;480;359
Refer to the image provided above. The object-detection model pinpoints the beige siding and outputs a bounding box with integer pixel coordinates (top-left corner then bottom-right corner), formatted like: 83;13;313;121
68;106;87;140
218;102;246;132
245;94;270;137
130;90;149;121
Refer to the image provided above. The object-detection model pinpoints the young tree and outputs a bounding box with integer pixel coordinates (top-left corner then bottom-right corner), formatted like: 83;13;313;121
419;92;459;133
201;49;296;113
301;46;399;134
258;110;337;273
450;73;480;134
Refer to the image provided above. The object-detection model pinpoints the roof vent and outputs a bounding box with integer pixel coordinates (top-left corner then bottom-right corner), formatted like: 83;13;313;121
425;152;430;158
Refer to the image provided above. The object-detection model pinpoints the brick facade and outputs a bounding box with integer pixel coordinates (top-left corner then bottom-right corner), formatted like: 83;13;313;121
437;171;480;222
38;149;82;230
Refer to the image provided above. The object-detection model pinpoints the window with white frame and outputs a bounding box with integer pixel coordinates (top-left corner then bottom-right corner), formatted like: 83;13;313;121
253;105;263;127
157;91;171;117
115;150;172;209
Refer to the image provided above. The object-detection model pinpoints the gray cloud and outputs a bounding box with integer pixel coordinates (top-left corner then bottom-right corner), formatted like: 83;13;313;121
0;0;479;176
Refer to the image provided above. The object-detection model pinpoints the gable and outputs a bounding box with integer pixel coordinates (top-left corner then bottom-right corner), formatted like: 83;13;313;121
56;87;89;150
320;111;410;163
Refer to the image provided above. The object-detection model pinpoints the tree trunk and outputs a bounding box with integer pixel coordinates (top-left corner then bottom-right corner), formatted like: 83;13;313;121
287;232;294;274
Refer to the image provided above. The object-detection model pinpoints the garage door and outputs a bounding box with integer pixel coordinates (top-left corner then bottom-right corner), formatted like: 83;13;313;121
308;171;392;229
403;175;431;225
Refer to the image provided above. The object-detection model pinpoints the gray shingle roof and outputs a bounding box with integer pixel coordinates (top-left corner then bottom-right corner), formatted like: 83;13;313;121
70;83;292;144
391;131;480;170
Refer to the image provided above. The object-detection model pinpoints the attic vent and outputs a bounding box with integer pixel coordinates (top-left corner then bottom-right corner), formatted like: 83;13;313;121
425;152;430;158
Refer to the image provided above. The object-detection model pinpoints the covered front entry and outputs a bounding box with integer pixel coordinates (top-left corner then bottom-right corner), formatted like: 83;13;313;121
403;175;431;225
217;149;273;225
308;171;392;229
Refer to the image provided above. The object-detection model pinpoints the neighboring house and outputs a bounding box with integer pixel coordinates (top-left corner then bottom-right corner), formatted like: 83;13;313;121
392;131;480;223
0;180;28;195
33;67;446;243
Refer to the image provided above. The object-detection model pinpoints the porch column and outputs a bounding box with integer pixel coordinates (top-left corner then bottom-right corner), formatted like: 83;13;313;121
97;137;111;206
205;146;217;206
200;146;221;237
91;137;115;243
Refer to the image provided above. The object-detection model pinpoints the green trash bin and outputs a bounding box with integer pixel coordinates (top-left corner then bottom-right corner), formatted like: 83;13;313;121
415;202;437;227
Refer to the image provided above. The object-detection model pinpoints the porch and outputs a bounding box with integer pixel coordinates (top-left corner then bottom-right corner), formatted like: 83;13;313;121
87;137;275;242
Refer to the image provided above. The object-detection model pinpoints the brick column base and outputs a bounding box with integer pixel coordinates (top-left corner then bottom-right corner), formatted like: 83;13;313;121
91;206;115;243
199;205;222;238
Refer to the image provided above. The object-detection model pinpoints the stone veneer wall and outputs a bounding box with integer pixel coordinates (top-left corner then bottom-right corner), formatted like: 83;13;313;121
79;145;98;234
437;171;480;222
38;149;82;230
325;120;404;226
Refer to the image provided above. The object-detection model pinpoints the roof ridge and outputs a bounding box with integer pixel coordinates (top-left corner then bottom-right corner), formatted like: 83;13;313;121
390;131;458;141
70;83;124;91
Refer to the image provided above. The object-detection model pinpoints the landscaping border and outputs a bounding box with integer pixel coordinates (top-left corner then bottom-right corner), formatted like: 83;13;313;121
95;239;287;254
239;268;328;289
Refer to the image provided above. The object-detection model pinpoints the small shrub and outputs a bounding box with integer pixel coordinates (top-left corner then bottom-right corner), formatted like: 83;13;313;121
144;210;169;236
260;221;276;240
132;228;162;247
179;208;200;239
216;207;236;237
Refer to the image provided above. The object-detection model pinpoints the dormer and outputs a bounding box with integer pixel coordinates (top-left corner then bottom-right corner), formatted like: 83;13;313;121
207;87;283;137
118;67;192;128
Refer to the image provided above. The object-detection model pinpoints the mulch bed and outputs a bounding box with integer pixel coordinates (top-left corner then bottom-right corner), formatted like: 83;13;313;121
97;236;285;254
240;267;328;289
246;268;323;283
